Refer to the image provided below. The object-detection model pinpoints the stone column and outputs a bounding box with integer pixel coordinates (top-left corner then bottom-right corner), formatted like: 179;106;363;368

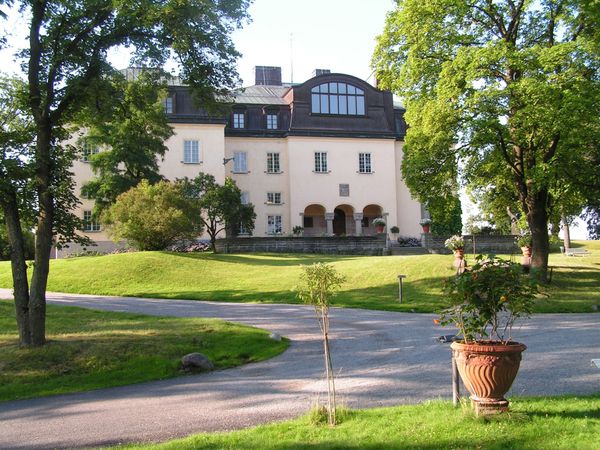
325;212;334;236
353;212;363;236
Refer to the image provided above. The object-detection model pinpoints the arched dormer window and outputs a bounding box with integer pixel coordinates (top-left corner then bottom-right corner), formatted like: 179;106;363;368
311;82;365;115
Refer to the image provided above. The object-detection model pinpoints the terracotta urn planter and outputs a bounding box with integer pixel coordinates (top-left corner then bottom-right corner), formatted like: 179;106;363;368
376;225;385;233
521;246;532;271
452;248;466;272
451;341;526;415
421;224;430;233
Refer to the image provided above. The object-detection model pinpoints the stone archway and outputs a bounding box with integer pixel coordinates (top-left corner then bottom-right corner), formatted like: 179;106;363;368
333;204;355;236
333;208;346;235
362;204;384;235
303;204;326;236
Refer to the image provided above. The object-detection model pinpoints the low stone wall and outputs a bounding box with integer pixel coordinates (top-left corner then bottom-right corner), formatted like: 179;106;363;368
215;235;387;255
421;234;518;254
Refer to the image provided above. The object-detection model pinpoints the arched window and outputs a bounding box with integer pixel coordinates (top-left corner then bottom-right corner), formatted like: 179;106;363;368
311;82;365;115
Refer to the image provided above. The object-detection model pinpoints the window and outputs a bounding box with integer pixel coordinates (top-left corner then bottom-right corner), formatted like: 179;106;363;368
233;112;245;128
81;140;99;162
183;140;200;163
240;191;250;205
238;222;249;235
83;210;101;232
233;151;248;173
267;215;282;234
267;192;282;204
314;152;328;172
311;82;365;115
267;152;280;173
359;153;372;173
266;114;278;129
163;96;173;114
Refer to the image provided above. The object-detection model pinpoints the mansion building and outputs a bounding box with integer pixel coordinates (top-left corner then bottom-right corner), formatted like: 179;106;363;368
72;66;423;250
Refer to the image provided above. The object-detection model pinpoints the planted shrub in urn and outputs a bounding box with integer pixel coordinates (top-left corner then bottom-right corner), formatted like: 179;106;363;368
445;235;466;272
373;217;386;233
440;255;537;415
516;233;533;271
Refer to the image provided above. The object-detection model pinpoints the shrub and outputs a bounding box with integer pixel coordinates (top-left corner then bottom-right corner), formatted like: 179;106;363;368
103;180;202;251
440;256;537;343
390;226;400;234
517;233;532;248
444;235;465;250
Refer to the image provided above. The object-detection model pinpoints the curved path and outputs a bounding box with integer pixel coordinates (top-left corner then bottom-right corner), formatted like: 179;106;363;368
0;289;598;449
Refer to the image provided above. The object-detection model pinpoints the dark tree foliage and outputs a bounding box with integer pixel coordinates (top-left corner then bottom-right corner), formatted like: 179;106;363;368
78;72;174;215
430;194;462;236
0;0;251;347
373;0;600;281
178;173;256;253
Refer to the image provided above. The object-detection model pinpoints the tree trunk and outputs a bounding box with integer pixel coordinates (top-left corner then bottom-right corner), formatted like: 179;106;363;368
27;126;54;346
2;193;32;346
526;194;549;282
561;215;571;250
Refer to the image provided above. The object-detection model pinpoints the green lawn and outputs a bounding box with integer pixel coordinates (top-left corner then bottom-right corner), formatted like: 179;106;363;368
0;301;288;402
1;241;599;313
119;395;600;449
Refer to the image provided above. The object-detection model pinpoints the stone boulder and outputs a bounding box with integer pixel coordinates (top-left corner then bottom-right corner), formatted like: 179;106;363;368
181;353;214;371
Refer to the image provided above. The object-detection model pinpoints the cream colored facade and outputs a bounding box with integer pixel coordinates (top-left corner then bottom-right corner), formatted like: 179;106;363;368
70;68;423;250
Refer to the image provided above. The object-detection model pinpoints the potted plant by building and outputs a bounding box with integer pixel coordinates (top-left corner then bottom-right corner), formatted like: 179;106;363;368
390;225;399;238
445;234;466;271
419;218;432;233
373;218;386;233
517;233;533;270
440;255;537;415
292;225;304;237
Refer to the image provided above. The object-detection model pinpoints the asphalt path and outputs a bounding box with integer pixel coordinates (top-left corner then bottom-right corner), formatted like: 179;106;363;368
0;289;598;449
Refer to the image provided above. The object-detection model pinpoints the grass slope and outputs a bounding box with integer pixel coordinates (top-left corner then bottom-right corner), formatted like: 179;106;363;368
122;396;600;449
1;241;599;313
0;302;288;402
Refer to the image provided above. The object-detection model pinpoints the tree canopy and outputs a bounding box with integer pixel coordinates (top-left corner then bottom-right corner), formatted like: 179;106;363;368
0;0;251;346
103;180;202;251
78;72;174;214
373;0;600;279
179;173;256;252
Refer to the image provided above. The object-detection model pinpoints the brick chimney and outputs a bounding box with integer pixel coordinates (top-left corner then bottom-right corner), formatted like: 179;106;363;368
254;66;282;86
313;69;331;77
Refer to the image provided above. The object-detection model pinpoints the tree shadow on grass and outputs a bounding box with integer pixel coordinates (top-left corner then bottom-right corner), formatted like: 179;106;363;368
164;252;362;267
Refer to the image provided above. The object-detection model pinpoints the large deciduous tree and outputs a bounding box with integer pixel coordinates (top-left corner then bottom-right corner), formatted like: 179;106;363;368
179;173;256;253
79;72;174;214
373;0;600;280
0;0;250;346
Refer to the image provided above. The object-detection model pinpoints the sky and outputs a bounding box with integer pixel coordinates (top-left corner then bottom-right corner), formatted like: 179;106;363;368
0;0;589;238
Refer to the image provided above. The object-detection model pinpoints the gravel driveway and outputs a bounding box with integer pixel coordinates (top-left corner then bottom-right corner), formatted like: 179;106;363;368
0;289;598;449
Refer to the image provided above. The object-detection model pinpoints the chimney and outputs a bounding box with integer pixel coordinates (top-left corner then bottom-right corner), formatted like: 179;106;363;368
313;69;331;77
254;66;282;86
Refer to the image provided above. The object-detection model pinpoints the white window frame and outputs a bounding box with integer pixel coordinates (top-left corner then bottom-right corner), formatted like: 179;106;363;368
240;191;250;205
267;215;282;234
266;114;278;129
314;152;328;173
233;112;245;129
164;96;173;114
83;210;101;232
233;151;248;173
359;152;372;173
183;140;200;164
81;140;100;163
267;152;280;173
267;192;282;204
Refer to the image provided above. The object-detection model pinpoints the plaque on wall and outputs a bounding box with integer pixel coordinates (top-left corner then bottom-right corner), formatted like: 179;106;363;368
339;184;350;197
